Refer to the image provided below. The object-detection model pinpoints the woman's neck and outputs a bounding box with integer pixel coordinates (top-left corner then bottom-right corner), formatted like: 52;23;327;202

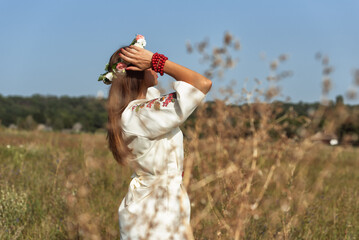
136;84;148;100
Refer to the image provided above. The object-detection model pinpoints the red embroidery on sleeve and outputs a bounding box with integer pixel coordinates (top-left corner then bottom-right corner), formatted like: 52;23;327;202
131;93;177;112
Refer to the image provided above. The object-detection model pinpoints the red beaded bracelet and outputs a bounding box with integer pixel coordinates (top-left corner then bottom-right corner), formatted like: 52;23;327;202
151;53;168;76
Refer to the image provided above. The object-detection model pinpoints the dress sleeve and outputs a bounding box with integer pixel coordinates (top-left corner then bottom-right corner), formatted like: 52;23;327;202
122;81;206;139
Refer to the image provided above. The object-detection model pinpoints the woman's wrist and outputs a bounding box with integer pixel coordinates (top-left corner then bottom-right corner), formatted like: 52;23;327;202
151;53;168;76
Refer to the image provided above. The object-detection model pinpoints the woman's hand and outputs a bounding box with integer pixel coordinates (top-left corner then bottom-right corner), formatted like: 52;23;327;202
120;45;153;71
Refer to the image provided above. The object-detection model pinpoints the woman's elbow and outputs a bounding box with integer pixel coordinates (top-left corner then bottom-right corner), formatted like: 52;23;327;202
203;78;212;93
207;79;212;90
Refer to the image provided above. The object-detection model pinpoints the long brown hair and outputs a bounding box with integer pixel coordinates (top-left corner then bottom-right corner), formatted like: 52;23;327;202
106;47;144;165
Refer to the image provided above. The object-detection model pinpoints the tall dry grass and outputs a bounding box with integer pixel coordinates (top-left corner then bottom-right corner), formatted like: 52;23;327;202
1;32;359;239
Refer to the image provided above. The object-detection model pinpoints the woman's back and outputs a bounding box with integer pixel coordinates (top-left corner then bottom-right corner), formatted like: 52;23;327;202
118;82;205;239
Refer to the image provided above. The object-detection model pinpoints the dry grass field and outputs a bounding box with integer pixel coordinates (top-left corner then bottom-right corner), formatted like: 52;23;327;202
1;106;358;239
1;33;359;239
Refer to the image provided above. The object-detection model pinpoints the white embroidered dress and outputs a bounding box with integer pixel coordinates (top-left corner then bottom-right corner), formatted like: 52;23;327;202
118;81;206;240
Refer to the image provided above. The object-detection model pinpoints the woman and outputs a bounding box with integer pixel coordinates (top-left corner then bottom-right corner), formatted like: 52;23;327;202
102;35;212;239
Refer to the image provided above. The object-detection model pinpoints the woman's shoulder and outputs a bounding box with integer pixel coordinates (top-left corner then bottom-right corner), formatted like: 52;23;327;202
130;92;177;113
121;92;178;138
121;82;206;139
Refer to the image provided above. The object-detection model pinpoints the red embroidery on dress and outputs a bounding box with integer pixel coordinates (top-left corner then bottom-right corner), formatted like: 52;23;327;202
146;99;156;108
162;93;175;107
131;93;177;111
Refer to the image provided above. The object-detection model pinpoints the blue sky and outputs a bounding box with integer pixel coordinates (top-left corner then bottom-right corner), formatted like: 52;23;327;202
0;0;358;103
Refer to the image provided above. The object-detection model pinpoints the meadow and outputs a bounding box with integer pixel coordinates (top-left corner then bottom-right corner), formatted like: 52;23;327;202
1;117;358;239
1;33;359;239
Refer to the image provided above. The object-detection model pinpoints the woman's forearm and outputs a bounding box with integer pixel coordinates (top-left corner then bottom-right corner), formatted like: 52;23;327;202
120;46;212;94
163;60;212;94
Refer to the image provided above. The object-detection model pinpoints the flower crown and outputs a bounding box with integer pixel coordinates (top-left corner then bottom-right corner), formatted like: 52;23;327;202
98;34;147;85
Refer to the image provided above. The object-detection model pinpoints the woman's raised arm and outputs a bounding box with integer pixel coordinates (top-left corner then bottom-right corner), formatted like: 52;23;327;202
162;60;212;94
120;45;212;94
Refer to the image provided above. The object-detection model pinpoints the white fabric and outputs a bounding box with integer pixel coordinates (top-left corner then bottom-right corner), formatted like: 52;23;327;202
118;81;206;240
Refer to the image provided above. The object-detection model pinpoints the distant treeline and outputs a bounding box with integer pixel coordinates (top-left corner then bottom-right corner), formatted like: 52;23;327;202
0;94;358;142
0;94;107;132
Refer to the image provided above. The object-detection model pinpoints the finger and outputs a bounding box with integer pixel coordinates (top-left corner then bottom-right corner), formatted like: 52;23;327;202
121;47;136;55
126;66;142;71
124;47;138;54
119;53;134;64
121;48;136;57
129;45;142;51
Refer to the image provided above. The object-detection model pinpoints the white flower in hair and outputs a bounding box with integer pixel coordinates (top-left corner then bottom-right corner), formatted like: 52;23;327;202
135;38;146;48
105;72;114;81
131;34;146;48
